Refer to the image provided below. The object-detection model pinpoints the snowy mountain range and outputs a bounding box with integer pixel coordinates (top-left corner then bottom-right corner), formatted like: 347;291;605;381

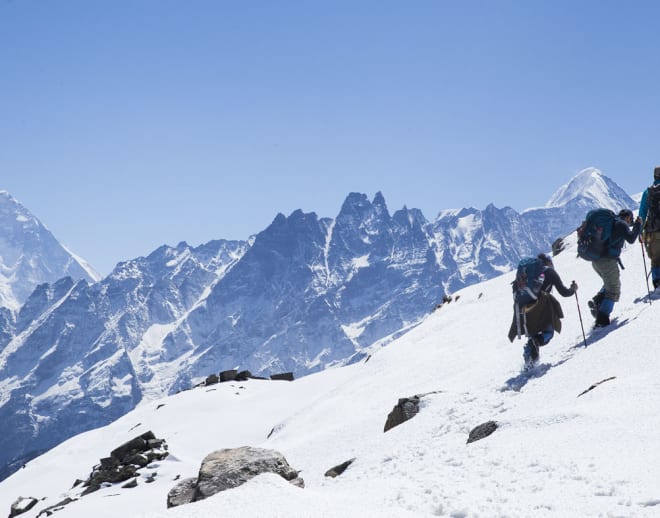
0;168;639;482
1;204;658;518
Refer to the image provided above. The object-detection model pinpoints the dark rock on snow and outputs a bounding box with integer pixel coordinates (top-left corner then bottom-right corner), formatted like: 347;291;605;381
82;431;168;495
467;421;498;444
236;370;253;380
205;373;219;385
9;497;38;518
35;497;76;518
324;458;356;478
270;372;294;381
552;237;566;256
384;396;421;432
220;369;238;382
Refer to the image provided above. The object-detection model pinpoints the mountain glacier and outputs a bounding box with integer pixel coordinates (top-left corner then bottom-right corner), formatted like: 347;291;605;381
0;168;639;481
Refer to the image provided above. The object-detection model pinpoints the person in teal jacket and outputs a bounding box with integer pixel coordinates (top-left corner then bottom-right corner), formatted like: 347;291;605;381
638;166;660;289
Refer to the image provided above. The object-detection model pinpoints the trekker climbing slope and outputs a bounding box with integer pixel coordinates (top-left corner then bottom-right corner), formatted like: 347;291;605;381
639;166;660;290
508;253;577;369
587;209;642;327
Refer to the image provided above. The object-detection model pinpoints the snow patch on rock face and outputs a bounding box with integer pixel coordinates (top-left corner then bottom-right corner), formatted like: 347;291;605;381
341;322;365;342
351;255;370;269
131;323;176;364
33;375;84;406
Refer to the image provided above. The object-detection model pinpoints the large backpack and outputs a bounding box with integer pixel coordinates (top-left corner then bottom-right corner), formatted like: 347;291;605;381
645;184;660;233
576;208;616;261
513;256;545;306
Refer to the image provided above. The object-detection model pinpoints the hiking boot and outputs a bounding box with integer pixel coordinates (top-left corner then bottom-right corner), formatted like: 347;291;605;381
587;299;597;317
594;311;610;328
523;337;540;367
588;291;606;317
530;336;540;360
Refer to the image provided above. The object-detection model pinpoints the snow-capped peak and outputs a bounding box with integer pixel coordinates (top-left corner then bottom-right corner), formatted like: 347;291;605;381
0;190;100;309
545;167;634;210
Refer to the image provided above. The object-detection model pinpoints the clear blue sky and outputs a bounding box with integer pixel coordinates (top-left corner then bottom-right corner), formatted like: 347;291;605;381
2;1;659;275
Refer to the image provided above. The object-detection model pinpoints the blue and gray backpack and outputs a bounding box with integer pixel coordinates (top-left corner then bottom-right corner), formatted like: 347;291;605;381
513;256;545;306
576;209;617;261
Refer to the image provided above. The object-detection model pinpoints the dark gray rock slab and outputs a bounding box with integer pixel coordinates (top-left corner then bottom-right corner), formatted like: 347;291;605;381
324;458;356;478
384;396;420;432
270;372;294;381
467;421;498;444
219;370;238;382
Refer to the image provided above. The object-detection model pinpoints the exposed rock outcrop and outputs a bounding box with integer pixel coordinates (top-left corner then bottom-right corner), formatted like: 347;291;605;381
552;237;566;256
384;391;442;432
9;497;38;518
220;370;238;382
270;372;294;381
384;396;421;432
35;498;76;518
82;431;168;495
167;446;303;508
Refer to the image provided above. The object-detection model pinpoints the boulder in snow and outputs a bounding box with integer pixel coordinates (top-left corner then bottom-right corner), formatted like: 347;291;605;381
467;421;498;444
168;446;303;508
384;396;420;432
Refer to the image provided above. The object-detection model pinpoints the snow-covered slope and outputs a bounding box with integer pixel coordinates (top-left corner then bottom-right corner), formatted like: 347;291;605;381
1;223;658;517
0;170;639;484
0;191;99;311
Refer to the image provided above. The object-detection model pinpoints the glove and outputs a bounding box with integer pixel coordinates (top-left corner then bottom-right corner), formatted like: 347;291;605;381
570;280;578;291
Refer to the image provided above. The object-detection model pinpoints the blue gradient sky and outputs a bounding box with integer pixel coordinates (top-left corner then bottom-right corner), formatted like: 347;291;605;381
2;1;659;275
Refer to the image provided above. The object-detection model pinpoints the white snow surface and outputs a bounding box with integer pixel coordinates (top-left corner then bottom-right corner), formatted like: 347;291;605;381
2;231;660;517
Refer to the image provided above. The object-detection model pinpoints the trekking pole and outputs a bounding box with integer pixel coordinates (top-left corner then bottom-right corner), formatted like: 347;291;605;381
574;291;588;347
640;239;652;304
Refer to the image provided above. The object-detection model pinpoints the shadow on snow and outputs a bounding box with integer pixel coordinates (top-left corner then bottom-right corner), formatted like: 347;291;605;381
501;358;570;392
